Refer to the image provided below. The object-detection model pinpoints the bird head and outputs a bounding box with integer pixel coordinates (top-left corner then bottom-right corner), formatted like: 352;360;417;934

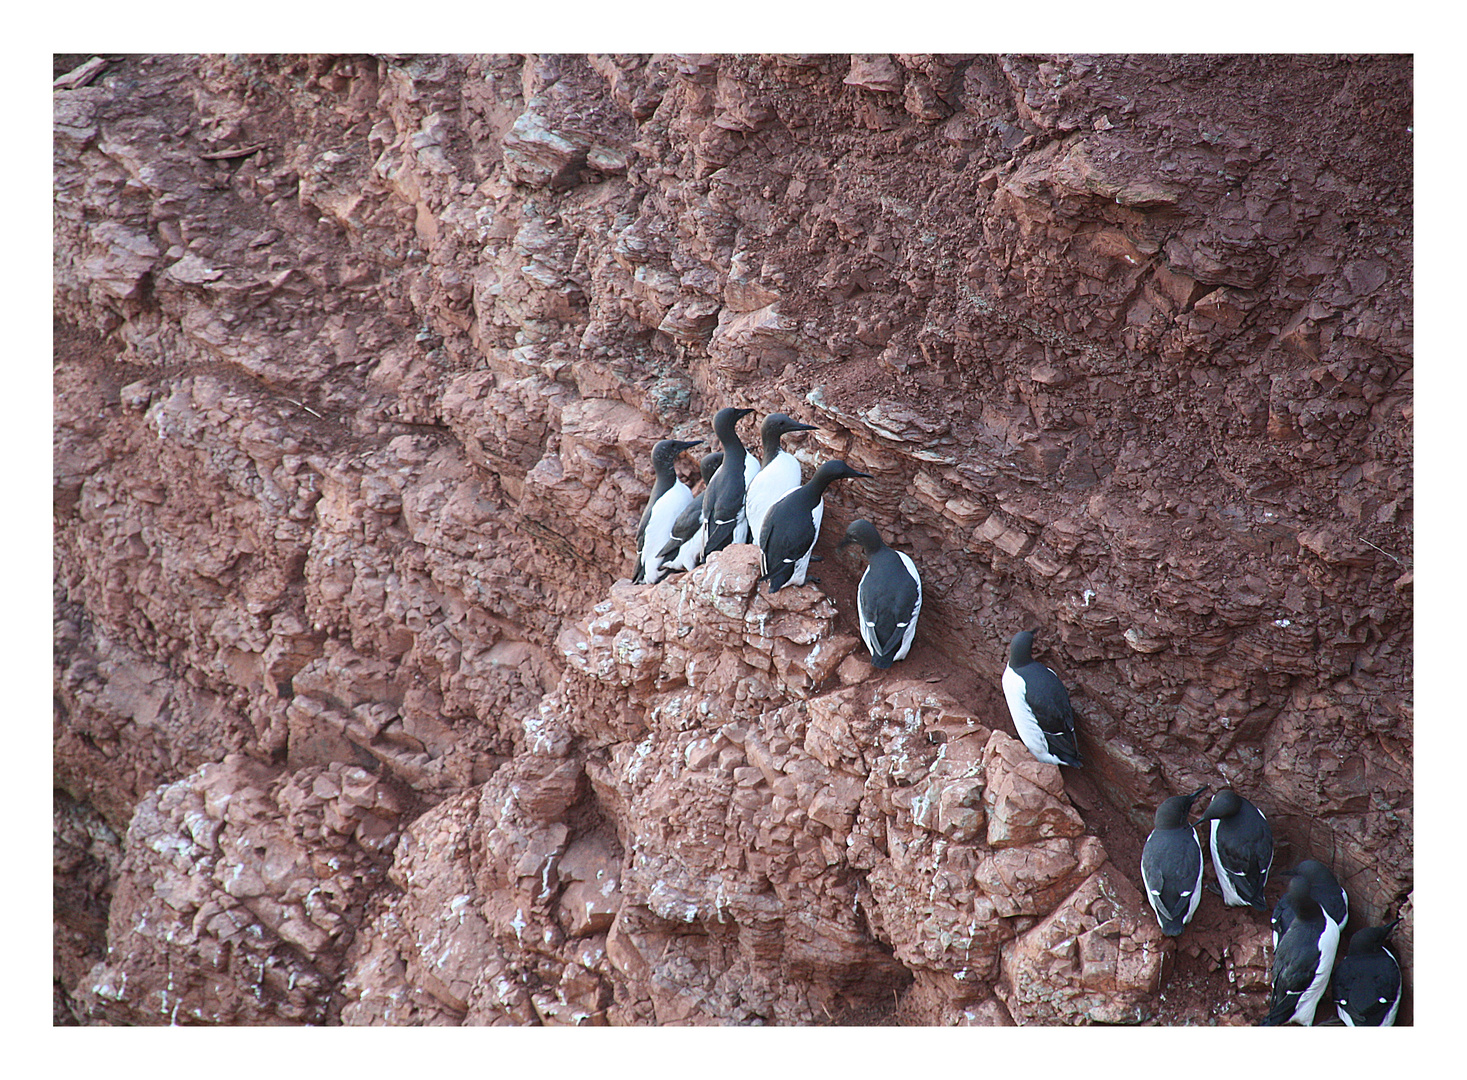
839;518;884;554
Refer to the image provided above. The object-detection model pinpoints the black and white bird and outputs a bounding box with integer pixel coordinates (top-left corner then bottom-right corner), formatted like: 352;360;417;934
656;451;722;576
1140;787;1207;937
1001;629;1082;768
744;412;818;544
757;460;871;592
701;407;757;556
1195;789;1273;912
1331;919;1403;1027
1273;859;1348;949
840;519;922;669
631;438;701;584
1262;872;1340;1026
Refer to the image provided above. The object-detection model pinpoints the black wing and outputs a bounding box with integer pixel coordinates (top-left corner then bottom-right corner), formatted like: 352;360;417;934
1016;661;1080;763
859;550;919;664
702;469;745;555
1262;924;1323;1025
760;504;815;592
1332;951;1399;1026
1141;833;1199;931
658;498;704;559
1213;817;1272;909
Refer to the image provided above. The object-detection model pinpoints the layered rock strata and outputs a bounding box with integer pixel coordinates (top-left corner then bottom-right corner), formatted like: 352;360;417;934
55;53;1411;1024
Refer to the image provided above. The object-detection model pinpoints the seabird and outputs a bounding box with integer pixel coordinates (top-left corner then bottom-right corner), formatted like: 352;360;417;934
632;438;701;584
744;412;818;544
1261;872;1340;1026
701;407;757;556
1002;629;1083;767
656;451;722;575
1140;787;1207;936
1331;919;1403;1026
757;460;871;592
1273;859;1348;948
1195;789;1273;912
840;518;921;668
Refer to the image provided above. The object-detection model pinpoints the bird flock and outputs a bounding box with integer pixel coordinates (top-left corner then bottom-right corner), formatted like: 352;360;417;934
630;407;1402;1026
632;407;922;669
1139;785;1402;1025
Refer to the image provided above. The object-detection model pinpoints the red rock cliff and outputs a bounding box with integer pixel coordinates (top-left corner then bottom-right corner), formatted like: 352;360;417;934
54;53;1411;1026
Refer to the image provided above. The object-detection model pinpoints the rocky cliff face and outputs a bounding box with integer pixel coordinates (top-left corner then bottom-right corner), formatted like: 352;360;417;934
54;53;1412;1026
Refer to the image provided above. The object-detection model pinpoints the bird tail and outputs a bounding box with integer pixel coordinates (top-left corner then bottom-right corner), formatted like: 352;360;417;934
1260;995;1299;1026
1045;728;1082;767
765;565;794;593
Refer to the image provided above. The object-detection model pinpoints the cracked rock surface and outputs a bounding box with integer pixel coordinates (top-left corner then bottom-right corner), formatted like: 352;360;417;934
55;53;1410;1025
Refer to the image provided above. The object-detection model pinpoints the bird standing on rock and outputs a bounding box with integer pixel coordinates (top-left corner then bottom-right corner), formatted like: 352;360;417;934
656;451;722;576
631;438;701;584
1195;788;1273;912
1002;629;1082;767
1261;871;1340;1026
744;412;818;545
757;460;871;592
701;407;757;556
1331;919;1402;1026
1140;786;1206;936
840;518;921;669
1272;859;1348;948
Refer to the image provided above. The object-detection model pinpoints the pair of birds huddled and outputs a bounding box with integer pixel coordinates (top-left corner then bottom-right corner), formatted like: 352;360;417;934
1140;786;1402;1025
631;407;924;669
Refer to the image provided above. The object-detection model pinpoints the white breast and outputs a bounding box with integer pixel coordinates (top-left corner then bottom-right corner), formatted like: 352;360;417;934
1003;665;1062;765
745;452;801;544
641;482;692;583
1209;821;1247;907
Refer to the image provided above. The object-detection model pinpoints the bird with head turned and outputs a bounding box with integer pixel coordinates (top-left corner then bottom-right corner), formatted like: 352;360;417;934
840;518;921;668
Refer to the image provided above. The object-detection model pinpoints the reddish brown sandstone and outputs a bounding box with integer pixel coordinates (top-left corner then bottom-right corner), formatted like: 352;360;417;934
55;53;1411;1025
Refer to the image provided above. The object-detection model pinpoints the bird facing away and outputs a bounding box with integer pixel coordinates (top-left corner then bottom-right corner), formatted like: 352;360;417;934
757;459;871;592
701;407;757;556
1002;629;1082;767
1195;789;1273;912
1272;859;1348;948
840;518;921;668
1261;872;1340;1026
744;412;818;544
1140;787;1206;936
1331;920;1402;1026
632;438;701;584
656;451;722;575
